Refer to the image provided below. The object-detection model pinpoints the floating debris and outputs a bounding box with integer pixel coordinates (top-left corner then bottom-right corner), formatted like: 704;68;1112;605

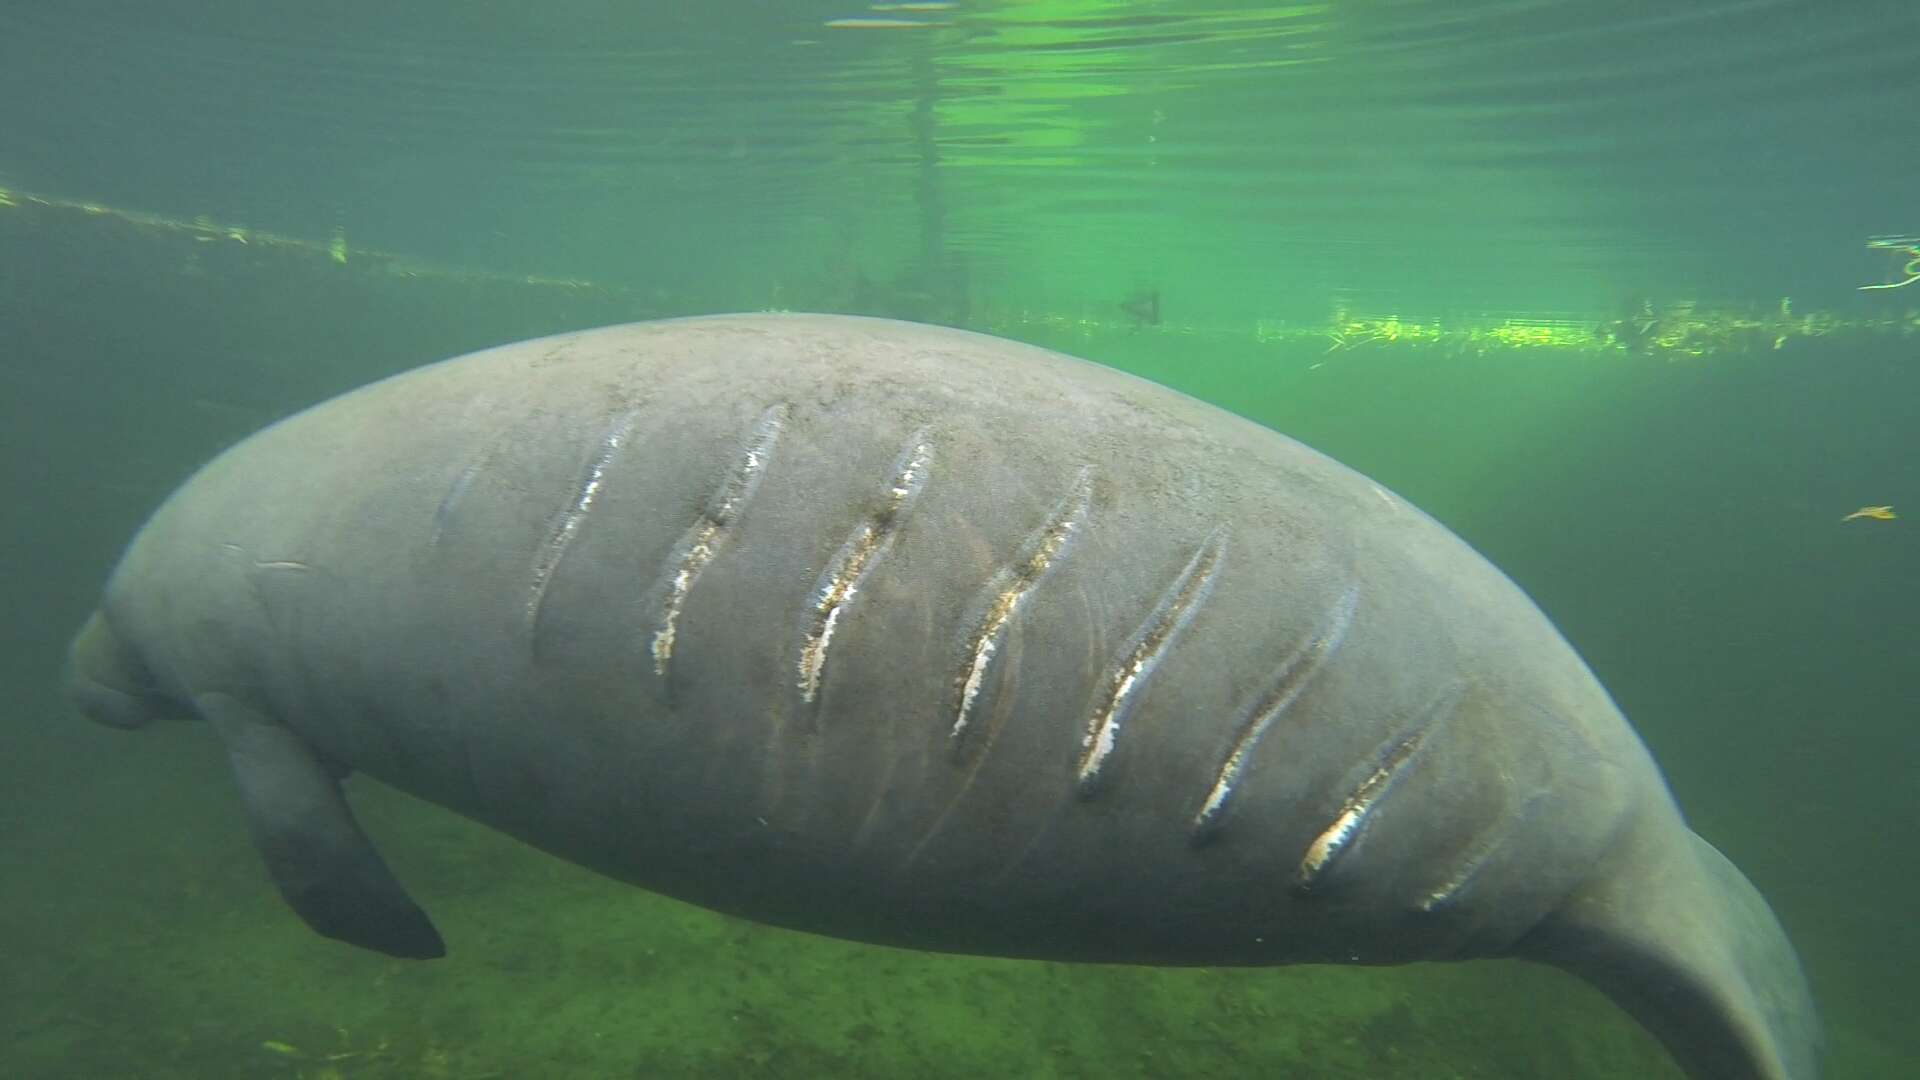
1861;235;1920;291
1842;506;1896;522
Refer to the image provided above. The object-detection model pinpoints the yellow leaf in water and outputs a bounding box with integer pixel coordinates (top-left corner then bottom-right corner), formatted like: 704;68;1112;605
1841;505;1896;522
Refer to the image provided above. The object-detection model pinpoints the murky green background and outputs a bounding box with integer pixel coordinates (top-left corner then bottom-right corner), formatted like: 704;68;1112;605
3;2;1914;1077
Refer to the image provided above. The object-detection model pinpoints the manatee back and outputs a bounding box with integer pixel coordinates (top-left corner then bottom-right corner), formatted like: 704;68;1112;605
98;315;1637;959
73;314;1818;1078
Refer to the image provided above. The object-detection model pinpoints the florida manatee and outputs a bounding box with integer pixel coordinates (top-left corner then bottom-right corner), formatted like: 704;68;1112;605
66;313;1817;1079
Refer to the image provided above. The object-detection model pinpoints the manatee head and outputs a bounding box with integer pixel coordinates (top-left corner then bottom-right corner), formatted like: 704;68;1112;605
65;611;190;729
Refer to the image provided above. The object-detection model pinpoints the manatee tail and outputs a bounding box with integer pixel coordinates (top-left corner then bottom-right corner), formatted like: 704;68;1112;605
1519;824;1820;1080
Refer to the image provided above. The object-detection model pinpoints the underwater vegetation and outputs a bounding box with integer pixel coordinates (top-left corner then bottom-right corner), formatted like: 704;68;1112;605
5;183;1914;364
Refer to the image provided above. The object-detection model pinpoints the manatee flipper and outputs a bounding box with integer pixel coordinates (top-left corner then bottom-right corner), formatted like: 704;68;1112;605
197;693;446;959
1523;822;1820;1080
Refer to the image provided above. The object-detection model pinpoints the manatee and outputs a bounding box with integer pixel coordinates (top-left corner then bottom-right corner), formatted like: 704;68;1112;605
65;313;1817;1079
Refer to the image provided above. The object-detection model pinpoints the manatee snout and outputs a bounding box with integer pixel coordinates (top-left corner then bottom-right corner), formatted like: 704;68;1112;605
65;611;185;729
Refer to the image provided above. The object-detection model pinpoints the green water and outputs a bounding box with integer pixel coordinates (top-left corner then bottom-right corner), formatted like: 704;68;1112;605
3;2;1915;1077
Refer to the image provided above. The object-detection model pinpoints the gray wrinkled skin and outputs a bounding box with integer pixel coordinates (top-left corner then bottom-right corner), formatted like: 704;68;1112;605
66;314;1817;1080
